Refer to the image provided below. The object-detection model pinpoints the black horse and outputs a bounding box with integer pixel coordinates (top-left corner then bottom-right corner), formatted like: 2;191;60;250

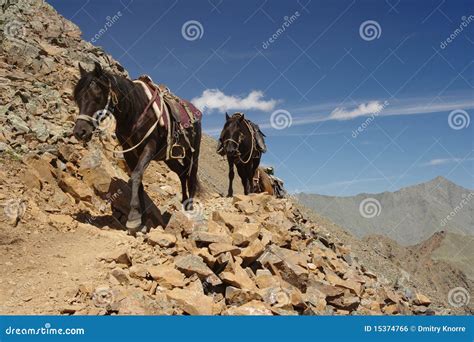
73;62;201;234
218;113;265;197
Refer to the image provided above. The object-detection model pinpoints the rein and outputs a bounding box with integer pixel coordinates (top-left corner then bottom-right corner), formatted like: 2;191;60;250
224;119;255;164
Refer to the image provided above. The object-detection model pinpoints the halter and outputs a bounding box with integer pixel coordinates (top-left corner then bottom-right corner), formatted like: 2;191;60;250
75;81;117;125
74;80;164;157
223;119;255;164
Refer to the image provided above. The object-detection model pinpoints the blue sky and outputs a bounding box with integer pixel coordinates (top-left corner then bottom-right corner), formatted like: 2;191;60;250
48;0;474;195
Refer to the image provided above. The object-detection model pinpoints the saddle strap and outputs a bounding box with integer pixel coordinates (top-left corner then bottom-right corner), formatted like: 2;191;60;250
102;90;164;156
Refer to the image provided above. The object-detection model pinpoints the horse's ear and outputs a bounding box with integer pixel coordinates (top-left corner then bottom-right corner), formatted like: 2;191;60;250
78;63;87;77
93;61;103;76
225;112;230;121
238;113;245;121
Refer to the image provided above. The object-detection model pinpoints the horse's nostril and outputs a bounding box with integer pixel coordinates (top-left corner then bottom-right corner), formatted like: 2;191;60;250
74;129;86;140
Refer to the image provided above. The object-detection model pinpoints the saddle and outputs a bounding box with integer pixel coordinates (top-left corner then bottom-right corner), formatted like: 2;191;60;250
136;75;202;129
134;75;202;159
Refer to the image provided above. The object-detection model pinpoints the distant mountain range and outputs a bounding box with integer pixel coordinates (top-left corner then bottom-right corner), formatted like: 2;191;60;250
296;176;473;246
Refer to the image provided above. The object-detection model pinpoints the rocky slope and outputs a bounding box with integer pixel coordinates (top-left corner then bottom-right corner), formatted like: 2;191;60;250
0;0;447;315
296;177;473;245
294;205;473;314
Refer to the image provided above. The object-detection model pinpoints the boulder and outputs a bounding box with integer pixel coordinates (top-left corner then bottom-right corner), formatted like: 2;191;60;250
413;293;431;306
166;288;215;315
147;265;186;288
208;243;240;256
212;211;246;230
165;211;195;236
222;300;273;315
190;231;232;245
99;249;132;266
147;230;177;248
232;223;260;246
175;255;215;279
240;239;265;264
220;262;257;291
110;268;130;285
58;174;93;202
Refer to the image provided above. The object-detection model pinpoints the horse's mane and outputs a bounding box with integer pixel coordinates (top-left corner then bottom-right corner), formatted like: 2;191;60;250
74;69;147;123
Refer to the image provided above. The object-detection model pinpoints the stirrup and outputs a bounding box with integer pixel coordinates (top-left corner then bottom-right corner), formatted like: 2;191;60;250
171;144;186;159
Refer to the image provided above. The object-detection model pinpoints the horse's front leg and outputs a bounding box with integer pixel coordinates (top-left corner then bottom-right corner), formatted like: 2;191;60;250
227;157;235;197
126;143;155;235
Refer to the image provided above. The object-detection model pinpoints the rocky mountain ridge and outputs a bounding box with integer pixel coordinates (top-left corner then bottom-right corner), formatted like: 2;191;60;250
296;176;473;245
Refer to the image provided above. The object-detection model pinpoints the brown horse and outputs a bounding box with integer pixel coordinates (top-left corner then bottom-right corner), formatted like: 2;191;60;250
253;167;274;195
218;113;264;196
73;62;201;234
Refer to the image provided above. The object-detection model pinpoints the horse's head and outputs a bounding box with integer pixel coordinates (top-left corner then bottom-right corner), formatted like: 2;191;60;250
220;112;245;157
73;62;114;142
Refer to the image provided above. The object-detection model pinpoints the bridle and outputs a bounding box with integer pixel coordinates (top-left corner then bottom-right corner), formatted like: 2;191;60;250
74;79;165;157
75;80;117;125
223;119;255;164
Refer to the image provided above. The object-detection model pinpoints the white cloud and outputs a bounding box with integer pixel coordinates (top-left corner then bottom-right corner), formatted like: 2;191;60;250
328;101;385;120
191;89;278;113
286;92;474;126
422;157;474;167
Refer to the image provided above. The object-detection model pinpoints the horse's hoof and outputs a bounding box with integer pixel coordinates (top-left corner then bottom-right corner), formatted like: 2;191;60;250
126;218;142;229
127;224;146;237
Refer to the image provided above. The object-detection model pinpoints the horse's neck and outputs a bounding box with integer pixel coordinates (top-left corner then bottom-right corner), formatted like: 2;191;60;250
112;77;145;127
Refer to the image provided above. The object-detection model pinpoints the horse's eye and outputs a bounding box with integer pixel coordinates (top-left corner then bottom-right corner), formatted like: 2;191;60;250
90;81;101;95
